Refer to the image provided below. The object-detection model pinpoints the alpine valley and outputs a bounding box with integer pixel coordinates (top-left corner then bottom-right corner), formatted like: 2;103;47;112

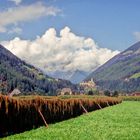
86;42;140;93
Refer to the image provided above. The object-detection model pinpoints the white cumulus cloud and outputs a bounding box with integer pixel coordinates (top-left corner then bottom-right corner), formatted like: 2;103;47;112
1;27;119;73
0;2;61;33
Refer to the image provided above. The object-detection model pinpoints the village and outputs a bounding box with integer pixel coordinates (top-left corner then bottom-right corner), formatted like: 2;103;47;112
5;78;140;97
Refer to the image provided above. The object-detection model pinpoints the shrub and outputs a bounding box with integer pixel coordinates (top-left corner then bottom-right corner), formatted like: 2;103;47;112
112;91;119;97
104;90;111;96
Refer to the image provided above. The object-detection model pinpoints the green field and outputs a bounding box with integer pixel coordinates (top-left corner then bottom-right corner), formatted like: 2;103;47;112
130;72;140;79
2;101;140;140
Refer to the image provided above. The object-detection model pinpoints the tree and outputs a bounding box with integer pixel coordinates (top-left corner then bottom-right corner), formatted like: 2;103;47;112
88;90;94;95
104;90;111;96
112;90;119;97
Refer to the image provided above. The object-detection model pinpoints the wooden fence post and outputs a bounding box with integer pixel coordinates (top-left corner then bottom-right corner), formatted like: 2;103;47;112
38;109;49;128
80;103;88;113
106;101;110;106
97;103;102;109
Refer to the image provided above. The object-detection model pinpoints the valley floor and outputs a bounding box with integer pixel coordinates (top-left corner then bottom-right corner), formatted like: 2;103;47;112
2;101;140;140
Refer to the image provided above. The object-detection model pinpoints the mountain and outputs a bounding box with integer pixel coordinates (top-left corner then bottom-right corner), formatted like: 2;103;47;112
70;70;89;84
48;70;89;84
0;44;77;95
47;70;74;82
86;42;140;93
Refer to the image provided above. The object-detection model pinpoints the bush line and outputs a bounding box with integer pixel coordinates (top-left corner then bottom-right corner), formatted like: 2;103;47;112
120;96;140;101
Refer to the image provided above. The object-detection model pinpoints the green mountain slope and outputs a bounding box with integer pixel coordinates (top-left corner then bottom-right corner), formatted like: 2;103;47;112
86;42;140;92
0;44;76;95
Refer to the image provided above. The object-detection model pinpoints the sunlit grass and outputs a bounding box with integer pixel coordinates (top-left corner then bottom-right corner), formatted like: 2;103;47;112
3;101;140;140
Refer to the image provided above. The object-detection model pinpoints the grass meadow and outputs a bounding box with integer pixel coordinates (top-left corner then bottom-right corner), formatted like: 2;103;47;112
3;101;140;140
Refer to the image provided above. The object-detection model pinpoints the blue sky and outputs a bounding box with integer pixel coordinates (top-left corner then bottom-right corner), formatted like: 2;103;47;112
0;0;140;73
0;0;140;51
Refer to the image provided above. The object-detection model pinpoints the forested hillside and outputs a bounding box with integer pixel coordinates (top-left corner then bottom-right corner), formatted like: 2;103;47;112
0;45;77;95
86;42;140;92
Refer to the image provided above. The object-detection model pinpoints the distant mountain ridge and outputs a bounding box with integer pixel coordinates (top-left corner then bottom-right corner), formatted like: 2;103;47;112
86;42;140;92
48;70;89;84
70;70;89;84
0;44;77;95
